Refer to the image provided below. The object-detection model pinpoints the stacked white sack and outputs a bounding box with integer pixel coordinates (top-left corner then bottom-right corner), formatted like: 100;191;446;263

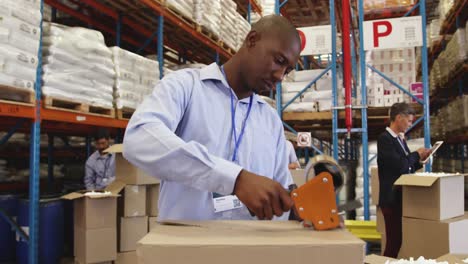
42;23;115;108
165;0;194;21
0;0;42;92
111;47;159;110
194;0;221;39
220;0;238;50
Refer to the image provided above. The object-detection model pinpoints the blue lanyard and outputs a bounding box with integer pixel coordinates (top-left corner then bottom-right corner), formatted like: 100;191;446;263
220;66;253;162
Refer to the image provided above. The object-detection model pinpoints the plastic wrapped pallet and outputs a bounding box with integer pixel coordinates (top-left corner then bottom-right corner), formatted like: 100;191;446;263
234;12;251;50
111;47;160;110
219;0;238;50
42;23;115;109
0;0;42;27
165;0;194;21
0;4;40;93
194;0;221;38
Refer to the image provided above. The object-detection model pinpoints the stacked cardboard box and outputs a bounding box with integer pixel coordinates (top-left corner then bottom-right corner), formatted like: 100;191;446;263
104;144;160;264
366;48;417;107
395;173;468;259
62;183;124;263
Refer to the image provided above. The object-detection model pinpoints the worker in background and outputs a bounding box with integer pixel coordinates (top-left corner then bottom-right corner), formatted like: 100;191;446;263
123;15;301;221
377;102;430;258
286;140;301;169
84;128;116;190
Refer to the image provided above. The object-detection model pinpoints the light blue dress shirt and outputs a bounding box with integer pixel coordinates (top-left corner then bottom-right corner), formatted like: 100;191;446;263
123;62;293;220
84;151;115;190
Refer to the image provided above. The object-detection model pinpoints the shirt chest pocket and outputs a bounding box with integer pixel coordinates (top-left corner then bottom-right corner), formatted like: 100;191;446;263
247;130;277;177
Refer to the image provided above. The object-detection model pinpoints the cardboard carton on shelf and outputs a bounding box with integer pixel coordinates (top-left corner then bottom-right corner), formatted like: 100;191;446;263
394;173;466;221
62;182;124;264
119;185;146;217
146;184;160;217
119;216;148;252
104;144;160;185
74;227;117;264
116;251;137;264
137;221;365;264
62;181;124;229
399;213;468;259
148;216;158;232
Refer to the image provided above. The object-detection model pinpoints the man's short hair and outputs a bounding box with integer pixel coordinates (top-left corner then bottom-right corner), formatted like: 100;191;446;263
389;102;415;122
95;128;110;141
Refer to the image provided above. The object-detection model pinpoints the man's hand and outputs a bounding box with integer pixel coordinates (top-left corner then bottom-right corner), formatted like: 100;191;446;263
417;147;431;162
233;170;294;220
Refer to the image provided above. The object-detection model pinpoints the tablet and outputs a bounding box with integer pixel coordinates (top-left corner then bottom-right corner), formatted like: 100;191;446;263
421;141;443;163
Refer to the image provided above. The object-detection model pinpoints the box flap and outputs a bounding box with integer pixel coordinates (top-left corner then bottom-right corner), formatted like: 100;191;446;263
62;189;119;200
364;254;396;264
105;180;126;195
394;174;439;187
62;192;85;200
104;144;123;154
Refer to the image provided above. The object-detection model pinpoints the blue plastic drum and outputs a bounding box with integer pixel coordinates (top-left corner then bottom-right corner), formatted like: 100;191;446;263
17;197;64;264
0;194;19;262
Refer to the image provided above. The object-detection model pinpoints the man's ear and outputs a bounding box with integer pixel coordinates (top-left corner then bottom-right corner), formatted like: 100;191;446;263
245;30;260;49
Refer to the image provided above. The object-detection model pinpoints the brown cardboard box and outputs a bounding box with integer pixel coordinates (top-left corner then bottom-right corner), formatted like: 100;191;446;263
119;185;146;217
119;216;148;252
104;144;159;185
74;227;117;264
436;253;468;263
137;221;365;264
62;181;124;229
394;173;465;220
371;167;379;206
290;169;306;186
148;217;158;231
146;184;159;217
116;251;137;264
376;207;385;233
399;213;468;259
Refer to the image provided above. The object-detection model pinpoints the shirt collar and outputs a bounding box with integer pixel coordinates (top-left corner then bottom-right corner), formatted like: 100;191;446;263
386;127;405;140
199;62;265;104
386;127;398;138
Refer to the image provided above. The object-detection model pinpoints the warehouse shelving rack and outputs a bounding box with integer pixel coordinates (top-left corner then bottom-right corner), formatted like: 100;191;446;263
275;0;437;221
0;0;264;263
426;0;467;173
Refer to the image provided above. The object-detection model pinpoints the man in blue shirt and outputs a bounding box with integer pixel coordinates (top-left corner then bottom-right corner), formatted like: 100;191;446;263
84;129;116;190
123;15;301;220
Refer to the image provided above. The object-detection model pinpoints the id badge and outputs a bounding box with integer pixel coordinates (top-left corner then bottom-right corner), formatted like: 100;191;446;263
213;195;243;213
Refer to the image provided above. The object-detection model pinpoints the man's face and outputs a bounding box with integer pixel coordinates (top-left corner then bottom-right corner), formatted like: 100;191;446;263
244;32;301;93
396;114;414;133
95;138;109;154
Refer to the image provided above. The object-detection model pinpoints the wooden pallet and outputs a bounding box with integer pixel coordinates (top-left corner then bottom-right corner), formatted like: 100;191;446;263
196;24;220;42
0;85;35;105
116;107;135;120
164;2;196;27
43;96;115;117
218;41;235;55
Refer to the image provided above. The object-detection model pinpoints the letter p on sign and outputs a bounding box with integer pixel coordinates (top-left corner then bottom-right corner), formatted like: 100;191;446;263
373;21;392;48
364;16;422;50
